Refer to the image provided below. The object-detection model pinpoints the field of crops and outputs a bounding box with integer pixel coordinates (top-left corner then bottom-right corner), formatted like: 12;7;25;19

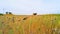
0;14;60;34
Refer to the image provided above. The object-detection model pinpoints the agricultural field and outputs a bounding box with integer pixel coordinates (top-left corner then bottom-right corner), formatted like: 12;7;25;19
0;14;60;34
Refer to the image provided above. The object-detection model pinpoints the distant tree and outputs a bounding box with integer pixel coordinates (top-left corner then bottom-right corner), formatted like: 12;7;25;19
6;12;12;14
6;12;8;14
9;12;12;14
33;13;37;15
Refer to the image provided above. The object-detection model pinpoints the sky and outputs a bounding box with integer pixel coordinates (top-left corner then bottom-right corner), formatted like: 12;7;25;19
0;0;60;15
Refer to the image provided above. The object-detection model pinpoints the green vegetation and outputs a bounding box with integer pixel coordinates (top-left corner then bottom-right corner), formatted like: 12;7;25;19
0;13;3;16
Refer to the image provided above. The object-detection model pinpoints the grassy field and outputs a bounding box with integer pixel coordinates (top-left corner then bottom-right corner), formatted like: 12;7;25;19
0;14;60;34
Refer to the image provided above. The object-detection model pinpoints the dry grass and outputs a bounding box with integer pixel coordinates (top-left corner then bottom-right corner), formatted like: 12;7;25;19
0;14;60;34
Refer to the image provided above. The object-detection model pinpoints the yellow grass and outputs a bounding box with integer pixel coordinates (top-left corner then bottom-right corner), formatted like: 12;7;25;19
0;14;60;34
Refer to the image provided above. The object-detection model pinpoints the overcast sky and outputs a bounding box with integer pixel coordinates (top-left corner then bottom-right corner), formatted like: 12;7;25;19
0;0;60;15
